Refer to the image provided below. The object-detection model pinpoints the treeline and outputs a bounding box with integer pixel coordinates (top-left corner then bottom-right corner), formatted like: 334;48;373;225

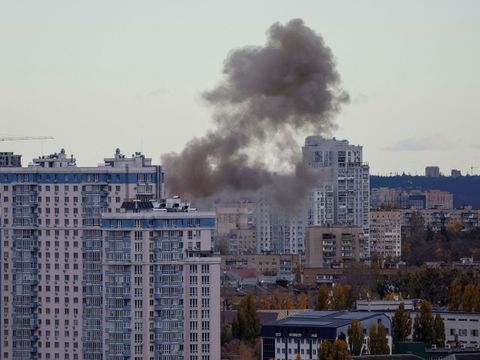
403;212;480;265
379;266;480;308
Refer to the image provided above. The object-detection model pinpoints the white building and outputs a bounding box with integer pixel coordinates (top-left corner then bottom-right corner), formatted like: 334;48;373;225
102;198;221;360
303;136;370;258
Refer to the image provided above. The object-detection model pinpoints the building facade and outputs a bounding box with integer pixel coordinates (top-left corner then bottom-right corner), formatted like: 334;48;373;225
303;136;370;258
304;226;361;267
101;198;220;360
261;311;392;360
0;149;164;360
370;210;402;259
216;201;256;255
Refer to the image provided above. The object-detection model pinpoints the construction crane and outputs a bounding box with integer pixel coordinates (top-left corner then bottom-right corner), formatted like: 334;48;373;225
0;136;54;142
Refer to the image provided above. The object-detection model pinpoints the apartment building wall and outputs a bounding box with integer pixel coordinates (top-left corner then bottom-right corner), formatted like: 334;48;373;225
216;201;256;255
222;254;301;277
303;136;370;258
304;226;361;267
370;210;402;258
0;149;164;360
102;205;220;360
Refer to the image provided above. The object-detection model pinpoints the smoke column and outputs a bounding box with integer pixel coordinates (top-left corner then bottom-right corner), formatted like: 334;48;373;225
162;19;349;204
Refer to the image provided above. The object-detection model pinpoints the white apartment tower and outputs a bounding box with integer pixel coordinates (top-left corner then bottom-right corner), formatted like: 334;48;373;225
0;149;220;360
303;136;370;258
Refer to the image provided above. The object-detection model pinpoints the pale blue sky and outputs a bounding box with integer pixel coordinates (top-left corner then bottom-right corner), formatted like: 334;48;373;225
1;1;479;175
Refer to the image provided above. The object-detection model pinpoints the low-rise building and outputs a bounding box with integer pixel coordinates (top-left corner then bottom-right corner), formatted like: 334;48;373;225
261;310;392;360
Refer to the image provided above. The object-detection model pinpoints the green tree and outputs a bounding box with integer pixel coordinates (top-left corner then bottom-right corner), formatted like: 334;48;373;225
368;323;390;355
347;319;364;355
413;300;435;346
392;302;412;342
316;284;329;310
232;293;261;341
221;323;233;345
433;314;445;346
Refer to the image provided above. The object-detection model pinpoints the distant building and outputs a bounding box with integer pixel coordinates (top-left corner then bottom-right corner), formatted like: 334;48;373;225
221;254;301;279
370;210;402;258
303;136;370;258
261;311;392;360
356;299;414;312
371;188;453;210
451;169;462;178
425;189;454;210
0;152;21;167
371;187;402;209
425;166;441;177
356;300;480;347
255;190;306;255
401;207;480;231
216;200;256;254
305;226;361;267
255;136;370;257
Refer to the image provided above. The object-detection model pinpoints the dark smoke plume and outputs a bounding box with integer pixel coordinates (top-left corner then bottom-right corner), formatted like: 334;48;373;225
162;19;348;203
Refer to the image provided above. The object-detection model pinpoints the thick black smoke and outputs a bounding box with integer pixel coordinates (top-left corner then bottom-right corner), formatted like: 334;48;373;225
162;19;348;203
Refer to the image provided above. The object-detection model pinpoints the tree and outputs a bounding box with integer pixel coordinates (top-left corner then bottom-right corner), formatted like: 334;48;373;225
348;319;364;355
232;293;261;341
318;340;334;360
284;292;294;310
463;283;479;312
318;339;352;360
392;302;412;342
448;279;463;311
295;265;302;283
296;353;302;360
297;292;309;309
368;323;390;355
316;284;329;310
413;300;435;346
332;283;353;310
433;314;445;346
272;289;282;310
221;323;233;345
259;294;271;310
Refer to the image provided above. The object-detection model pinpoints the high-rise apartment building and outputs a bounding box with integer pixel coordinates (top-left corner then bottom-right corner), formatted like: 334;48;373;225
102;197;220;360
255;137;369;257
0;148;192;360
303;136;370;258
255;190;306;255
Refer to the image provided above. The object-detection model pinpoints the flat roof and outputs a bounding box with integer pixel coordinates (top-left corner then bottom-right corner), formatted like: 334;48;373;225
264;310;387;329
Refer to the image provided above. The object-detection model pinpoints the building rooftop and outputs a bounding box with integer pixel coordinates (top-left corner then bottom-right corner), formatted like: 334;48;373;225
264;310;387;329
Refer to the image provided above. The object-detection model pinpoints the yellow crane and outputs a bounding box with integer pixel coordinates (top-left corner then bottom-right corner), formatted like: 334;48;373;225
0;136;54;142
